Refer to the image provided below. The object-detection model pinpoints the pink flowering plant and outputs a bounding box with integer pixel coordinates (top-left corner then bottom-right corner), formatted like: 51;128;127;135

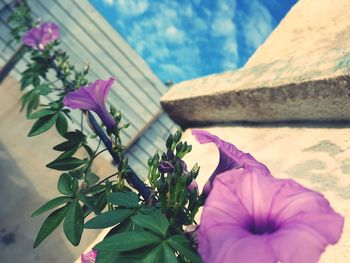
8;1;344;263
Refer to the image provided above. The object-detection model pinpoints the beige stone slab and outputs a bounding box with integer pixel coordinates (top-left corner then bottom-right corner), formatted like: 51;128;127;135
181;125;350;263
161;0;350;126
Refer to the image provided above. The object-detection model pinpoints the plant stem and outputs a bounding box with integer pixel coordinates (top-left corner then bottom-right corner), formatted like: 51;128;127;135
87;112;151;200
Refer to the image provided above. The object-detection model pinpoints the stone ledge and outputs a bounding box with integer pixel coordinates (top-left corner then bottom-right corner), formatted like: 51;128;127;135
161;0;350;127
161;73;350;127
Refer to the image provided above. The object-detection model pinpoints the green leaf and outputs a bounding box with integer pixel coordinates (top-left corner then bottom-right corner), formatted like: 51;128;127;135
86;172;99;185
69;167;85;179
32;76;40;87
108;191;139;208
131;210;169;237
31;196;72;217
85;209;134;229
161;243;178;263
33;205;70;248
56;148;79;160
46;157;86;171
83;144;94;159
53;140;80;152
20;75;33;90
28;114;58;137
95;251;120;263
79;196;99;215
142;244;163;263
57;173;75;196
166;235;201;263
20;89;35;111
26;92;40;116
96;250;146;263
28;109;56;119
37;83;51;95
104;218;141;238
56;112;68;136
63;130;85;142
94;231;161;252
63;201;84;246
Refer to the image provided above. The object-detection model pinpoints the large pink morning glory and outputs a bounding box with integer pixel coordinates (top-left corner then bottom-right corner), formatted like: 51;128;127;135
195;130;344;263
22;22;60;50
63;78;116;132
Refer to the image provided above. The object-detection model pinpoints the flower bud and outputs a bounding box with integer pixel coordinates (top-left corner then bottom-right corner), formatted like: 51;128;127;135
188;179;199;195
158;161;174;173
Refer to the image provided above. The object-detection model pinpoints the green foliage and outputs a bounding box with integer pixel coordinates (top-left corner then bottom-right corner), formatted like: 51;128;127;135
147;129;203;229
63;200;84;246
56;112;68;136
28;108;56;119
7;0;33;45
58;173;78;196
166;235;202;263
95;231;161;252
20;88;40;116
107;191;139;208
31;196;72;217
63;130;86;142
131;209;169;237
85;209;134;229
85;171;99;186
28;113;59;136
33;204;71;248
94;209;202;262
46;157;87;171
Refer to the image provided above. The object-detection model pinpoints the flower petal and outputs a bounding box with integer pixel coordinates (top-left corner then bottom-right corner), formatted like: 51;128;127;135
40;22;60;46
192;129;270;193
92;78;116;105
22;22;60;50
63;87;98;111
199;223;276;263
63;78;117;131
81;249;97;263
217;235;276;263
270;223;330;263
198;167;344;263
22;28;40;48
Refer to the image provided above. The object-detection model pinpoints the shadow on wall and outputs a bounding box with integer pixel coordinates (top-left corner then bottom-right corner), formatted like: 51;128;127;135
0;142;76;263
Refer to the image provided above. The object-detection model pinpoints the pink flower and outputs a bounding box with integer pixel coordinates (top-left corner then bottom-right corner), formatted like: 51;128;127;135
81;249;97;263
195;130;344;263
63;78;116;132
192;129;270;194
22;22;60;50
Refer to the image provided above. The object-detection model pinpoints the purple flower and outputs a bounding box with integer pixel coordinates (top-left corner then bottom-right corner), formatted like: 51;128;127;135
81;249;97;263
188;179;199;194
195;130;344;263
63;78;117;132
22;22;60;50
158;160;175;173
192;129;271;194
